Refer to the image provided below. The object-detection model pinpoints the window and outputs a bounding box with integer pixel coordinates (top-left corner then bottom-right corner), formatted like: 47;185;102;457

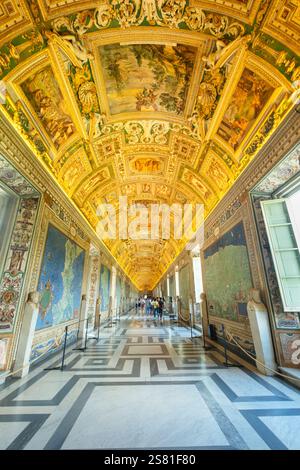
261;198;300;312
0;185;18;276
192;255;203;303
192;254;203;327
286;190;300;252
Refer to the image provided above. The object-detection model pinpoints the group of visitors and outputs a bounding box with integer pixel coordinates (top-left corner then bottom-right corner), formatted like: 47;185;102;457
135;296;165;320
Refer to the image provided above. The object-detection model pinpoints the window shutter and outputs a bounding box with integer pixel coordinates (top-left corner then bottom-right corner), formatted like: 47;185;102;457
261;199;300;312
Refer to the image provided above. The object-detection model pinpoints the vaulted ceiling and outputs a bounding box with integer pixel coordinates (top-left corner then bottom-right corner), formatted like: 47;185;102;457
0;0;299;290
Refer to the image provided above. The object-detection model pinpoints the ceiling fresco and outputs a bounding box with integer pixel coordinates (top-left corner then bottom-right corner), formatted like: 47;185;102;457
98;43;196;116
0;0;299;290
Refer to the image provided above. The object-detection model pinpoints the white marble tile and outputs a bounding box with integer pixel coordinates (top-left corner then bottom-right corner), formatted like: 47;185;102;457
156;360;212;377
216;369;274;397
126;328;165;336
62;384;229;449
108;342;128;368
204;377;269;450
260;376;300;402
15;372;72;401
127;346;163;355
0;421;29;449
140;357;151;379
171;353;216;365
24;378;89;450
261;415;300;449
234;401;300;410
0;361;53;400
0;406;56;414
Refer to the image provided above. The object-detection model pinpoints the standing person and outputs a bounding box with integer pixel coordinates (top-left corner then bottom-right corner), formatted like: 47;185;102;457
141;297;145;314
151;298;155;317
153;298;159;319
146;297;151;316
158;297;164;321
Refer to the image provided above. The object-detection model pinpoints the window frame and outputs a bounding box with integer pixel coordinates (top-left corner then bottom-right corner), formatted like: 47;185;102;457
0;182;18;278
261;197;300;312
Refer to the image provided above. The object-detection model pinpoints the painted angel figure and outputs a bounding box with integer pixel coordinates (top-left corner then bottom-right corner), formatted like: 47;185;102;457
45;30;93;67
202;40;227;70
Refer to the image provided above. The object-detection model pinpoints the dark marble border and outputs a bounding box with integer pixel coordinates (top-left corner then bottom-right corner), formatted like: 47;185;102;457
0;414;49;450
240;408;300;450
149;358;226;377
210;373;291;402
195;382;248;450
65;358;141;374
0;358;141;407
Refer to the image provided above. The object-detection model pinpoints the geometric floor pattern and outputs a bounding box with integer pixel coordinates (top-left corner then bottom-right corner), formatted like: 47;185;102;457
1;313;300;450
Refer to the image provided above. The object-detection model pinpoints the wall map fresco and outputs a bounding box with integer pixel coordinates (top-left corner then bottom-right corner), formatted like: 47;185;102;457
99;264;111;313
203;222;253;321
36;225;85;330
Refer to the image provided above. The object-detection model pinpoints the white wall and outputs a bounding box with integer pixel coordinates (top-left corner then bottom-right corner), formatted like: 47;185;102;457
287;189;300;252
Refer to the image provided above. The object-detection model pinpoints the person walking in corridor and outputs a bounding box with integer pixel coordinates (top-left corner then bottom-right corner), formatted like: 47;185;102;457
158;297;164;322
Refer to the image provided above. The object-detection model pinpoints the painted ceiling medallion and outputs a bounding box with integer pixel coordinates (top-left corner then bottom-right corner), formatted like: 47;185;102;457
0;0;299;289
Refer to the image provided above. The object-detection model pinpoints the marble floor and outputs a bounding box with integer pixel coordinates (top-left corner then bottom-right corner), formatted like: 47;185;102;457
1;312;300;450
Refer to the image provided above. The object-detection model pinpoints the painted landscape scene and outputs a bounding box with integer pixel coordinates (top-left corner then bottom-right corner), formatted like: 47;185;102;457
99;43;196;115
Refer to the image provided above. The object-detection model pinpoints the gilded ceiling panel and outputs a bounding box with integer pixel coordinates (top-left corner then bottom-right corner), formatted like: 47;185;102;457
93;134;122;165
170;134;201;167
128;156;165;175
98;43;196;117
58;146;92;196
21;65;77;149
0;0;32;44
36;0;97;20
74;166;112;205
181;167;216;202
262;0;300;55
200;152;233;194
216;66;275;151
192;0;261;23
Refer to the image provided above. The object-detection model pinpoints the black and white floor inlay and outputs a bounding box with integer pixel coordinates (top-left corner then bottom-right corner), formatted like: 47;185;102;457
1;314;300;450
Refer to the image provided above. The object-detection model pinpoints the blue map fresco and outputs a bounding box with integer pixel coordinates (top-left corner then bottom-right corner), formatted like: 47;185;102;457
36;225;85;330
100;264;111;312
116;276;121;310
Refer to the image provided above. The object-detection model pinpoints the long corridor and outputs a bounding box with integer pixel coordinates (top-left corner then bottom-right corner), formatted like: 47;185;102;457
1;313;300;450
